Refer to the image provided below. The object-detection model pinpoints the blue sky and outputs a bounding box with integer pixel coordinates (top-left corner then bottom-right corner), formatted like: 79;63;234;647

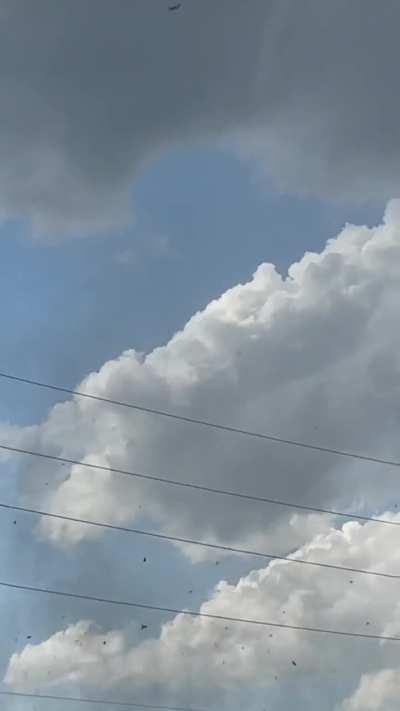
2;5;400;707
0;143;385;711
0;145;388;711
0;146;382;426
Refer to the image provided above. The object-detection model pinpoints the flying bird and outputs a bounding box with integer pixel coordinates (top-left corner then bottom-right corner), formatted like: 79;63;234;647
168;3;182;10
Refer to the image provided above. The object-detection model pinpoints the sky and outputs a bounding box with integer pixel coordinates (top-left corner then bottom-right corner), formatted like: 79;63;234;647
1;2;400;711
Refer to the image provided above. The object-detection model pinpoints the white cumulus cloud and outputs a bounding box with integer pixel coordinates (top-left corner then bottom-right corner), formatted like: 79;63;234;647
2;201;400;559
6;514;400;709
339;668;400;711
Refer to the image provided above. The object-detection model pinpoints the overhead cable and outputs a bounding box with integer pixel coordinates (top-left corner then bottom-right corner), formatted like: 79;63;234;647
0;690;202;711
0;371;398;467
1;442;399;529
1;578;399;641
2;501;399;580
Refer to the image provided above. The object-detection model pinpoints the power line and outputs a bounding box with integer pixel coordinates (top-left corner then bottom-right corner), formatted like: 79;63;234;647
1;578;399;642
1;443;399;530
0;690;202;711
0;371;398;468
2;501;399;581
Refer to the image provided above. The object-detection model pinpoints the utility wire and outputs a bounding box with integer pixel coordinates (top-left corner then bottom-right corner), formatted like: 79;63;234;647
1;442;399;529
2;501;399;580
0;371;398;468
1;578;399;642
0;690;202;711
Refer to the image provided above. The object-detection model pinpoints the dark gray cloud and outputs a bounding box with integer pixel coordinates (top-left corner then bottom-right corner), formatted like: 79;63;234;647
1;0;400;237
